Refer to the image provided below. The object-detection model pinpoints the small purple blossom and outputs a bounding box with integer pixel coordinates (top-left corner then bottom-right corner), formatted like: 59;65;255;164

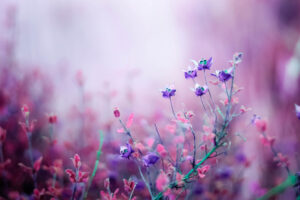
233;52;243;64
161;86;176;98
120;143;134;159
193;84;208;96
184;66;197;79
211;67;233;82
142;153;160;167
295;104;300;120
198;57;212;70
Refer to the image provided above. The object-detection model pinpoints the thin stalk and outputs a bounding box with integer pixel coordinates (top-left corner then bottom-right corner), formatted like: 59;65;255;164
203;70;217;120
71;169;79;200
137;165;153;199
129;184;136;200
119;119;134;141
169;97;177;119
200;96;207;112
83;131;104;199
52;172;56;188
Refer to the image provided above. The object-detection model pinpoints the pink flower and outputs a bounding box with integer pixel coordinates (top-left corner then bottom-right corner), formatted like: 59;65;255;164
156;171;169;191
176;173;184;187
113;107;120;118
19;120;36;133
48;114;57;124
33;156;43;172
176;113;189;123
156;144;168;158
165;124;176;134
240;105;252;114
255;119;267;132
100;188;119;200
259;135;275;146
197;165;210;178
21;104;30;117
174;135;184;143
202;133;215;143
123;178;135;193
65;169;88;183
273;153;290;168
71;154;81;169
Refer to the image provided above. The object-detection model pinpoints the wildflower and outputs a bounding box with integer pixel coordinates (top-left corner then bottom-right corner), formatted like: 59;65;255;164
197;165;210;178
123;178;136;193
65;154;88;183
184;110;195;119
143;153;160;167
240;105;252;114
273;153;290;168
156;171;169;191
161;86;176;98
295;104;300;120
197;57;213;70
18;156;43;175
254;119;267;132
211;67;234;82
0;127;6;143
71;154;81;169
232;52;243;64
113;107;120;118
156;144;167;158
259;135;275;146
19;120;36;133
100;188;119;200
184;66;197;79
193;84;208;97
21;104;30;118
48;114;57;124
120;143;134;159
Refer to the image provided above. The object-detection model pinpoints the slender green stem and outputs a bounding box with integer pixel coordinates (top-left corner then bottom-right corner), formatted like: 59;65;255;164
83;131;104;199
257;175;297;200
52;172;56;188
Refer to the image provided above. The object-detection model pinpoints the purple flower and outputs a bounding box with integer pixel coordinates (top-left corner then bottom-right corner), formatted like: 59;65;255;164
120;143;134;159
142;153;160;167
295;104;300;120
211;67;233;82
161;86;176;98
233;52;243;64
184;66;197;79
193;84;208;96
198;57;212;70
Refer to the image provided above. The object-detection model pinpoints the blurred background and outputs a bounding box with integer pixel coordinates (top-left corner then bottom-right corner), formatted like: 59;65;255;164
0;0;300;199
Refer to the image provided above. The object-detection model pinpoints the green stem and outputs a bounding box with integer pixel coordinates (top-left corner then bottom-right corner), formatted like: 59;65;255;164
83;131;104;199
257;175;297;200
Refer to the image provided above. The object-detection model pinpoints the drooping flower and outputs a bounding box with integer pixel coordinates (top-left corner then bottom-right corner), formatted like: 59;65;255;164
156;171;169;191
120;143;134;159
143;153;160;167
197;165;210;178
193;84;208;96
161;86;176;98
184;66;197;79
197;57;213;70
211;67;233;82
65;169;88;183
113;107;120;118
295;104;300;120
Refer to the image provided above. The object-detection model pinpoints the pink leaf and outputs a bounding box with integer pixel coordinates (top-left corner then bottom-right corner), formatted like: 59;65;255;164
126;113;134;128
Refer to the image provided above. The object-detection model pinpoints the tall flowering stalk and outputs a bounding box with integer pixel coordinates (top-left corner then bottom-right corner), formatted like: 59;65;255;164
154;53;243;200
83;131;104;199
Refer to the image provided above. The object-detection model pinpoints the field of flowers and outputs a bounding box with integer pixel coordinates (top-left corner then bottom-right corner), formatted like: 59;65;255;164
0;1;300;200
